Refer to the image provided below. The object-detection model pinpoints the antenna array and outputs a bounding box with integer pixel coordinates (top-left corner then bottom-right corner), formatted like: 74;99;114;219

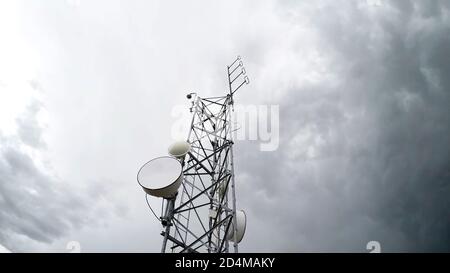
137;56;249;253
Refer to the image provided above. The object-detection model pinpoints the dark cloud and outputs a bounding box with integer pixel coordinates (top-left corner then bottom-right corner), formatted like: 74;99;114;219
236;0;450;252
1;0;449;253
0;99;121;252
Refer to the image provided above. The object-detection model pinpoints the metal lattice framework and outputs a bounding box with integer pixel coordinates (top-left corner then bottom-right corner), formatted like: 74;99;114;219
160;56;249;253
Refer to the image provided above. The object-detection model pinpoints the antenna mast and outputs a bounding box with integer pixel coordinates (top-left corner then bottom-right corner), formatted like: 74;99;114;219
138;56;249;253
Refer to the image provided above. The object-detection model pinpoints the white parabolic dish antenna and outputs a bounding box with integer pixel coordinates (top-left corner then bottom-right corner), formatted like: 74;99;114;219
168;141;191;159
137;156;183;198
226;210;247;243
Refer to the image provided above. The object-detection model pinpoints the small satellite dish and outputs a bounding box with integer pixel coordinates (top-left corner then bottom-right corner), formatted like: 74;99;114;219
168;141;191;160
226;210;247;243
137;156;183;198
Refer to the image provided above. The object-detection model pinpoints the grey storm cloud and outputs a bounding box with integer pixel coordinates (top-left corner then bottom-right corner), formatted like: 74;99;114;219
0;98;119;252
1;0;449;253
235;0;450;252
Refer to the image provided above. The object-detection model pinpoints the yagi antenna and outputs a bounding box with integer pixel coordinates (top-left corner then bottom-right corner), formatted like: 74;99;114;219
137;56;250;253
227;56;250;99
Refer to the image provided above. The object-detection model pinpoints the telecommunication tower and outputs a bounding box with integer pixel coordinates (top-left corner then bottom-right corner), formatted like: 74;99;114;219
137;56;249;253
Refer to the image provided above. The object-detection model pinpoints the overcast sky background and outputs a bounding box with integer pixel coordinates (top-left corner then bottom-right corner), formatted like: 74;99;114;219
0;0;449;252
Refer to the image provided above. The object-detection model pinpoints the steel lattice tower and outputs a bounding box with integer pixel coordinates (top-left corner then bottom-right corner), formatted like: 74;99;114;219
158;56;249;253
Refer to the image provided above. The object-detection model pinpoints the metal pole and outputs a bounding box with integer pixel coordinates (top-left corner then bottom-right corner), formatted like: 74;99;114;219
228;97;239;253
161;198;174;253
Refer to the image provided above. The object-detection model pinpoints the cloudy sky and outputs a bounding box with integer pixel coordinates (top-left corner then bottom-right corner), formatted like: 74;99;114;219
0;0;449;252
